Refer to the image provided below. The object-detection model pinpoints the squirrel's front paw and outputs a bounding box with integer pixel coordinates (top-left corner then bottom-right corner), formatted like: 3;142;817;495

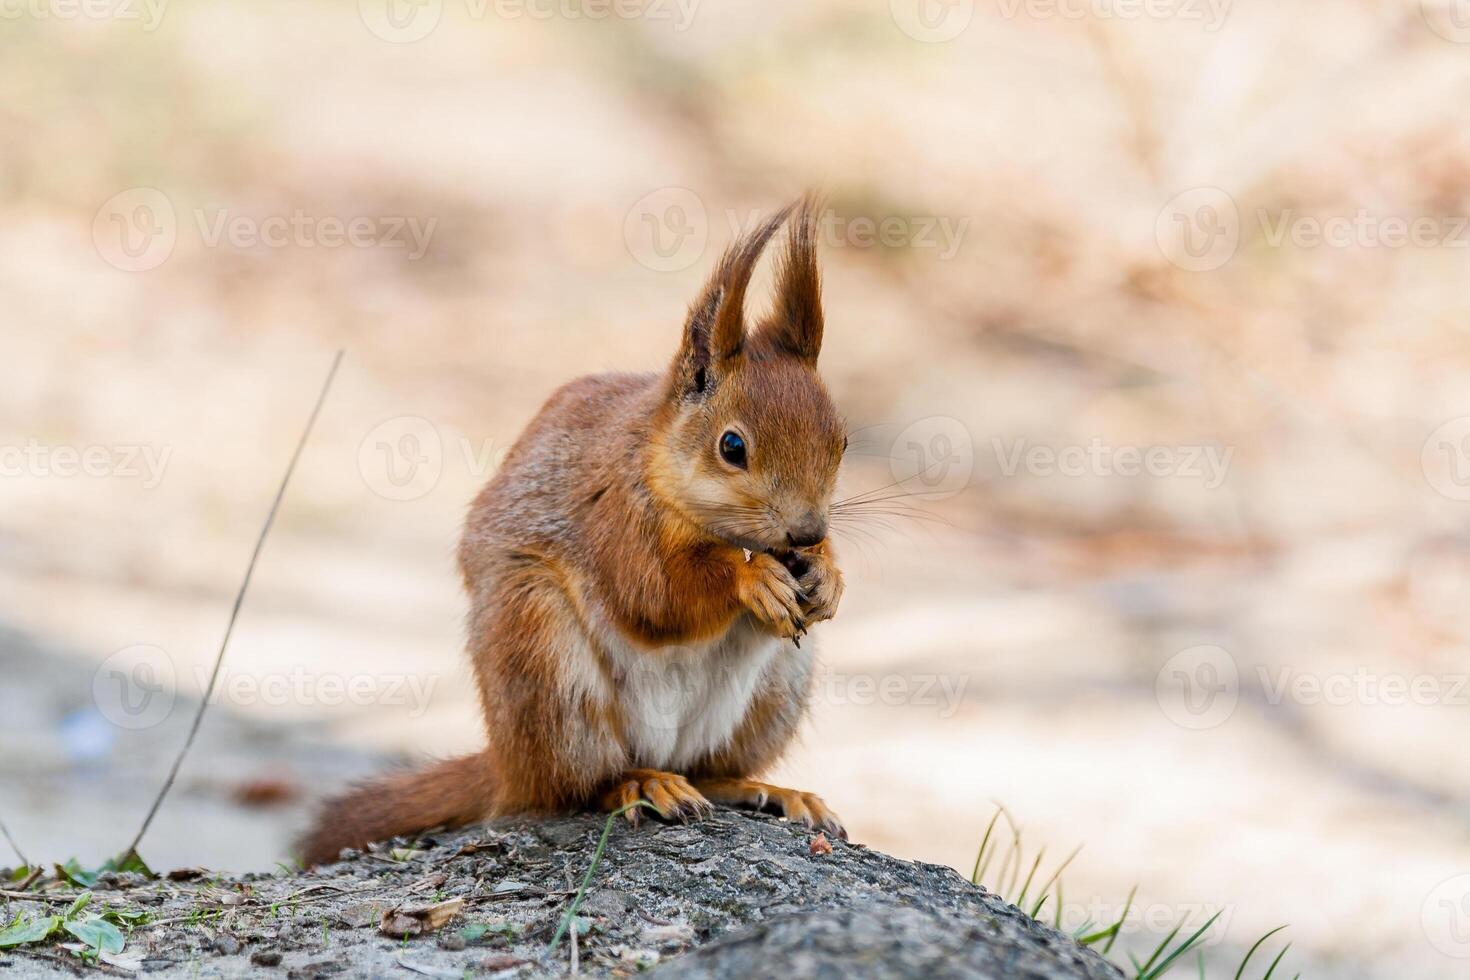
735;551;804;638
794;546;844;626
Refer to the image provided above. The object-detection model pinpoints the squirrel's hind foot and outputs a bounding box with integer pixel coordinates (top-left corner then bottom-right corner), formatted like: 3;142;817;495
602;769;714;826
693;777;846;840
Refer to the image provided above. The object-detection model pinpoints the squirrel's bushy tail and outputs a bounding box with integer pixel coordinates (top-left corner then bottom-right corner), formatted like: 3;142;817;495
298;752;496;866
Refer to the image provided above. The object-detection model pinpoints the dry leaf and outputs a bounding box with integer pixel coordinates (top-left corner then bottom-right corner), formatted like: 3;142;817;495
407;872;448;894
231;778;299;807
809;832;833;856
379;897;465;938
477;953;527;972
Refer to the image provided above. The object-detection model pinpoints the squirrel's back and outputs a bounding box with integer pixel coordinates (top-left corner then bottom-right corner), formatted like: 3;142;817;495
459;370;658;580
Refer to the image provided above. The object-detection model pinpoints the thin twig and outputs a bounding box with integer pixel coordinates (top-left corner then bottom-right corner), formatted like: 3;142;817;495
0;814;29;867
16;947;131;976
121;351;344;864
569;906;580;974
0;888;78;903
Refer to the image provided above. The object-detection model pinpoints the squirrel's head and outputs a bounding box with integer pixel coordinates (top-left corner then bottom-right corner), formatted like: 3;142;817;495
649;198;845;554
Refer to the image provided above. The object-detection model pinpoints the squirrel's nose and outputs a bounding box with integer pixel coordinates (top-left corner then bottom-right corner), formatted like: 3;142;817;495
785;514;827;549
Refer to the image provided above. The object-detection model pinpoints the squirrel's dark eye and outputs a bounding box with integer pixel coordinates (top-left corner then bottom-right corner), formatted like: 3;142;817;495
718;430;747;469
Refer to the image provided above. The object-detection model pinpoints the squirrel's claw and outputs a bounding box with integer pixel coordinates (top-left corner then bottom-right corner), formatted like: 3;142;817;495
735;552;805;638
691;778;848;841
602;770;713;827
795;548;844;626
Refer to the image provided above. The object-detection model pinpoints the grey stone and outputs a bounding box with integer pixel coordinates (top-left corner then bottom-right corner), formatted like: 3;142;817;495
0;812;1118;979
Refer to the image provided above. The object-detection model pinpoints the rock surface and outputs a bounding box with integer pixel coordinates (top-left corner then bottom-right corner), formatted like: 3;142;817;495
1;811;1120;978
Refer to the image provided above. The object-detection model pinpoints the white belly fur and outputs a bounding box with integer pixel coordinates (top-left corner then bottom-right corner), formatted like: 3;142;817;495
590;615;801;771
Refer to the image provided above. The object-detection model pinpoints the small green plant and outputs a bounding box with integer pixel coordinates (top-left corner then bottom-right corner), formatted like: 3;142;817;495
968;806;1299;979
54;852;152;890
546;800;656;955
0;888;127;961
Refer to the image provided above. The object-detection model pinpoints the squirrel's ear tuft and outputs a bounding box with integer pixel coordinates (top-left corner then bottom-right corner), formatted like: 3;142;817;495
671;203;794;398
759;195;824;364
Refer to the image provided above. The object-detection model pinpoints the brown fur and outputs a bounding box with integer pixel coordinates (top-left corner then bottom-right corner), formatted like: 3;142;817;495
299;198;848;866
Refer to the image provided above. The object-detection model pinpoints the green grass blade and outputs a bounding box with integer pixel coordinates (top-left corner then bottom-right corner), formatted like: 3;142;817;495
970;808;1004;885
1134;922;1183;977
1103;885;1137;955
1016;847;1045;910
1006;827;1024;899
1233;925;1289;980
1261;942;1292;980
1139;910;1222;980
1034;845;1082;915
546;801;654;955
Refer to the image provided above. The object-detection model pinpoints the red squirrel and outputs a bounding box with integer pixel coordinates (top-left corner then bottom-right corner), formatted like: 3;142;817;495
299;199;847;865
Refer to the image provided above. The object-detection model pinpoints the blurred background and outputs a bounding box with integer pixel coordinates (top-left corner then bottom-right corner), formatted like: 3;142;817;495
4;0;1470;976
